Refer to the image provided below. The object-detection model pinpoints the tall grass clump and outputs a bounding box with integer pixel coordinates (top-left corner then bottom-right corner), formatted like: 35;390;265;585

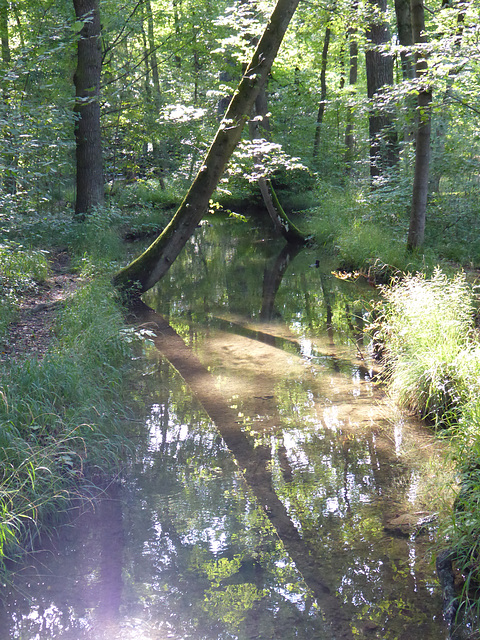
376;269;475;424
376;269;480;617
0;277;135;572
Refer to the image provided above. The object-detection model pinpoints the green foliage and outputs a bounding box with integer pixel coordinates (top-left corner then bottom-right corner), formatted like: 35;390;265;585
0;243;50;338
0;277;137;570
376;270;474;422
376;269;480;615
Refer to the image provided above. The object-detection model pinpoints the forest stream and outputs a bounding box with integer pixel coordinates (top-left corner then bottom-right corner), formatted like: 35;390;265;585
0;217;455;639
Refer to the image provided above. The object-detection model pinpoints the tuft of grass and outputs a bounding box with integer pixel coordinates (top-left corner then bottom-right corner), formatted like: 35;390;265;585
0;276;137;573
376;269;474;423
375;269;480;618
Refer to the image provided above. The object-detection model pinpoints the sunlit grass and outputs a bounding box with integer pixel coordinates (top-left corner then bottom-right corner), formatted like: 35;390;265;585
376;269;480;615
0;276;136;572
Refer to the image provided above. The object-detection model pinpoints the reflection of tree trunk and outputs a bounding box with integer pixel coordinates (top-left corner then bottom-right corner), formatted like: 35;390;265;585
114;0;301;295
260;244;302;320
129;300;355;639
96;483;124;628
300;273;314;332
319;273;336;352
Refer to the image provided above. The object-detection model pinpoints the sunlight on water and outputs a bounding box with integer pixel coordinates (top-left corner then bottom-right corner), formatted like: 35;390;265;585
0;218;454;640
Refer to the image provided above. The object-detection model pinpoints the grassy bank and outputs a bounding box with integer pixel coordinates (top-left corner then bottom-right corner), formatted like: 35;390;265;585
0;254;137;575
374;270;480;618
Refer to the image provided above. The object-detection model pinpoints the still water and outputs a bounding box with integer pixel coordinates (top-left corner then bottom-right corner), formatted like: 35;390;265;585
0;218;450;639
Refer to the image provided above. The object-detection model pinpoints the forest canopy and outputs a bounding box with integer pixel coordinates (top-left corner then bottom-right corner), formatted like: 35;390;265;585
1;0;479;274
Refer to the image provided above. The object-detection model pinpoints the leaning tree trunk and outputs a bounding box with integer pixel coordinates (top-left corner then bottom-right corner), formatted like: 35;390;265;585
249;80;306;244
114;0;301;295
73;0;104;218
407;0;431;250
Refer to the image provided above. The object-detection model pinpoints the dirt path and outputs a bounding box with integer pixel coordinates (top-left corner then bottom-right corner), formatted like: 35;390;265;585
0;251;82;362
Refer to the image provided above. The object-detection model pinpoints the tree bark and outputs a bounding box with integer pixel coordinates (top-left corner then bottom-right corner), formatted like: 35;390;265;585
73;0;104;218
407;0;432;250
365;0;398;181
394;0;414;80
114;0;301;295
312;26;331;158
345;5;358;172
0;0;16;195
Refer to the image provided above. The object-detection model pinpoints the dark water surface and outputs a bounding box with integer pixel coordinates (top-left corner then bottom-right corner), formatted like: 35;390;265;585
0;218;450;639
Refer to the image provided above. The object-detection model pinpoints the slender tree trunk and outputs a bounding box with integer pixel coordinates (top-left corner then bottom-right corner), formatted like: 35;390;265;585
73;0;104;218
0;0;16;195
407;0;431;249
345;7;358;172
429;0;466;193
394;0;416;148
114;0;301;295
145;0;165;187
394;0;414;80
0;0;9;66
365;0;398;181
312;26;331;158
146;0;161;103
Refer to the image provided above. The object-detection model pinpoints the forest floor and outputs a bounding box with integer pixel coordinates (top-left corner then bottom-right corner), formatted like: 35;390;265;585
0;251;81;362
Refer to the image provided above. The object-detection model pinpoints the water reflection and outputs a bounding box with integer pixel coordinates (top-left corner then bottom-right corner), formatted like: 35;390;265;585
0;218;449;639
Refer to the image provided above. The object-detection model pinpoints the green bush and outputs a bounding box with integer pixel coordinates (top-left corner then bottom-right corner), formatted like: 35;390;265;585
0;243;50;339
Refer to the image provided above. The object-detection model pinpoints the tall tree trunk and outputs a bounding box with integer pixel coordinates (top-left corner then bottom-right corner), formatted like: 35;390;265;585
73;0;104;218
407;0;431;250
145;0;165;187
394;0;414;80
365;0;398;181
114;0;301;295
312;26;331;158
0;0;16;195
429;0;466;193
344;6;358;172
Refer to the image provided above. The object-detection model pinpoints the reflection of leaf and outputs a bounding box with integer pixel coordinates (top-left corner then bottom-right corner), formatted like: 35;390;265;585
203;555;242;584
202;583;266;627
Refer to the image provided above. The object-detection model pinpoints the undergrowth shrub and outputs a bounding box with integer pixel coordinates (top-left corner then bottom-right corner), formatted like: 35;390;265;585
0;243;49;339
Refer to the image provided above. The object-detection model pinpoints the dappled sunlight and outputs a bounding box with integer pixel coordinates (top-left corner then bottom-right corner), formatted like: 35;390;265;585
0;220;452;639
